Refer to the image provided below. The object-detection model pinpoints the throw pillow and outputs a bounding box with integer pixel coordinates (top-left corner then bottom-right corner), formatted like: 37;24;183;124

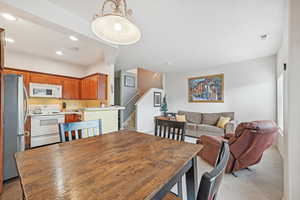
217;116;231;129
176;114;186;122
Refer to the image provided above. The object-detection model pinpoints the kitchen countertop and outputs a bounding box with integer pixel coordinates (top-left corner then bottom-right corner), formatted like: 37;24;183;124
81;106;125;111
29;111;82;117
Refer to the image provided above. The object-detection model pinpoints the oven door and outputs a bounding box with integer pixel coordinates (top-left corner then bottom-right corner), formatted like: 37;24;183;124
31;115;64;137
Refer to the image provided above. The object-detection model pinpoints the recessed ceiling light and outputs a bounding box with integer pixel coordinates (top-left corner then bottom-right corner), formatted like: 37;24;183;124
1;13;17;21
56;51;64;56
260;34;269;40
5;38;15;43
69;36;79;41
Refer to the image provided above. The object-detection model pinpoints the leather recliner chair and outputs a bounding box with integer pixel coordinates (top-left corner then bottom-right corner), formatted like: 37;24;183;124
197;120;278;173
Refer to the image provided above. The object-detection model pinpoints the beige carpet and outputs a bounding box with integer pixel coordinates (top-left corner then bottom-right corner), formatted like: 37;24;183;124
199;147;283;200
171;146;282;200
0;147;282;200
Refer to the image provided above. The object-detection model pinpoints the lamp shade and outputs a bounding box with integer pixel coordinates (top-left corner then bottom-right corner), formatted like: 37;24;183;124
91;15;141;45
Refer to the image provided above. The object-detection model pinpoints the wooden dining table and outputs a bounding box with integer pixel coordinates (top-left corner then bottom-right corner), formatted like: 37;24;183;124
15;130;202;200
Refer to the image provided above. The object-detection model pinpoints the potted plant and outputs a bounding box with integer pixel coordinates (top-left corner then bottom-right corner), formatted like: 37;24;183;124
160;95;168;117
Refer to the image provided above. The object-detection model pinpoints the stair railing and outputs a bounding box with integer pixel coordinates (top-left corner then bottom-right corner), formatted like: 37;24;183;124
123;92;140;123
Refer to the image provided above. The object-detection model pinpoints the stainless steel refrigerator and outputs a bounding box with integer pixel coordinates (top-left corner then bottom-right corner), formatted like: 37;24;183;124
3;74;28;181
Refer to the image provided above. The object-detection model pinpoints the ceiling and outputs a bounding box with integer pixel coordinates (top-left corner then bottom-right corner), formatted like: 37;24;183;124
10;0;286;71
0;12;105;66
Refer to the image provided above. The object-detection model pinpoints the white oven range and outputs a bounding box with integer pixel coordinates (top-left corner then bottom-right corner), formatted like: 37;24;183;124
31;115;65;148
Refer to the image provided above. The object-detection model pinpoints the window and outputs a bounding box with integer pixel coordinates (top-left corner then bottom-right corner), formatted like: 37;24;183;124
277;73;284;132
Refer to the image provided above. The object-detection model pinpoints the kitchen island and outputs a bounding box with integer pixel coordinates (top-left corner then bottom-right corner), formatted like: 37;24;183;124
81;106;125;134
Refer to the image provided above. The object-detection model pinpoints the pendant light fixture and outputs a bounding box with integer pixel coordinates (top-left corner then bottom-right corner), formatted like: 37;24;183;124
91;0;141;45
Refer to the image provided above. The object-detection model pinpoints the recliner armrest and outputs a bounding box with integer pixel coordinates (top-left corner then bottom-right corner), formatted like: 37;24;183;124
197;135;225;166
225;120;236;134
198;135;223;146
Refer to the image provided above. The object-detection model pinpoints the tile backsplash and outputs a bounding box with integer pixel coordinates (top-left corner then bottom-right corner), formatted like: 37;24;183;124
28;98;106;110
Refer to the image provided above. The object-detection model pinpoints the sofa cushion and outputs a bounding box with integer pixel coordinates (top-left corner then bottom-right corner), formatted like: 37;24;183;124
186;123;198;130
217;116;231;129
197;124;225;134
202;113;220;125
178;111;202;124
202;112;234;125
221;112;235;120
186;129;223;138
176;114;186;122
185;123;224;138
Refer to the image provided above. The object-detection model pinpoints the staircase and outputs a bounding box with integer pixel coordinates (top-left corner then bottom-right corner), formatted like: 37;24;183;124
122;93;140;130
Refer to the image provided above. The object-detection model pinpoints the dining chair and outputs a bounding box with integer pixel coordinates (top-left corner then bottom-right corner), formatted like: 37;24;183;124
163;141;230;200
59;119;102;142
154;118;186;198
154;118;186;141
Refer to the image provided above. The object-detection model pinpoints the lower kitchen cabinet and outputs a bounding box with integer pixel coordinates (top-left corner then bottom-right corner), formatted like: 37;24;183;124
65;114;81;123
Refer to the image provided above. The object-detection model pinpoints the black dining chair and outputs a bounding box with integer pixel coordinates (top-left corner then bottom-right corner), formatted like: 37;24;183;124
155;118;186;198
59;119;102;142
154;119;186;141
163;141;230;200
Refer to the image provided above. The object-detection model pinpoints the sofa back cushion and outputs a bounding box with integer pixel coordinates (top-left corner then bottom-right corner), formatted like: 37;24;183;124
221;112;235;121
202;113;221;125
202;112;234;126
178;111;202;124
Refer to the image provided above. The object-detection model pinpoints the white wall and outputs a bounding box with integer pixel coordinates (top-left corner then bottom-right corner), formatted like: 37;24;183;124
86;62;115;105
136;88;163;133
285;0;300;199
276;0;288;161
5;51;86;77
165;56;276;123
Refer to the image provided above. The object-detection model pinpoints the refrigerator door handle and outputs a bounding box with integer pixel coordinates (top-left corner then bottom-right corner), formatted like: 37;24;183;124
24;86;29;122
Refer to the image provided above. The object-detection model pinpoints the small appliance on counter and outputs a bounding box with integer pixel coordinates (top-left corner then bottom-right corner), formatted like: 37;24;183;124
62;102;67;112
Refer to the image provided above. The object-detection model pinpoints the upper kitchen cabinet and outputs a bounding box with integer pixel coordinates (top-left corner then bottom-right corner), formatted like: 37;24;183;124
3;69;30;90
62;78;81;100
98;74;108;100
30;73;63;85
81;73;108;100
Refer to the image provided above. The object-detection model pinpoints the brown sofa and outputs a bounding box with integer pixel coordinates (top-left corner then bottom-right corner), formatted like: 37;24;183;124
198;120;278;173
178;111;235;138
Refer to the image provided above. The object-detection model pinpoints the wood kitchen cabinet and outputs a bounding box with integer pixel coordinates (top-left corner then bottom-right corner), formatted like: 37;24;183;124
98;74;108;100
62;78;81;99
81;73;108;100
30;73;63;85
65;114;81;123
2;69;109;101
3;69;30;90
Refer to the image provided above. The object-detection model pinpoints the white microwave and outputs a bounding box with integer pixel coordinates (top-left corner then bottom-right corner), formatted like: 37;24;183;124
29;83;62;98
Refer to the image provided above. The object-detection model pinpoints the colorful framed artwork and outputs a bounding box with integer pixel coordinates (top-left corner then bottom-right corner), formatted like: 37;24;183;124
188;74;224;103
124;75;135;88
